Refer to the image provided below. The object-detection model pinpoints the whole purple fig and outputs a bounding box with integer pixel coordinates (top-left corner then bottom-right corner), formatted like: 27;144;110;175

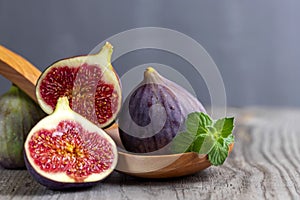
118;67;206;153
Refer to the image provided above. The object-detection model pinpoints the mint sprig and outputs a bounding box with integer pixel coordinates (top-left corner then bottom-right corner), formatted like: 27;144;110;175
172;112;234;166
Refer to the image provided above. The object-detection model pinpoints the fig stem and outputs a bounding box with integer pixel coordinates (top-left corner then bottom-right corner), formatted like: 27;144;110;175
96;42;113;67
146;67;156;73
144;67;159;78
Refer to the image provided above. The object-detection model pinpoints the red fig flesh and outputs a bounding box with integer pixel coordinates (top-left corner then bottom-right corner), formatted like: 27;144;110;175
36;42;122;128
24;97;118;189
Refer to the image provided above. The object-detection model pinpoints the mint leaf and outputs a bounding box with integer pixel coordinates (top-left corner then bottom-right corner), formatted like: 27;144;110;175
198;134;215;154
172;131;195;153
172;112;234;166
214;117;234;138
224;134;235;146
172;112;212;153
190;135;205;153
199;112;213;127
208;142;229;166
186;112;212;134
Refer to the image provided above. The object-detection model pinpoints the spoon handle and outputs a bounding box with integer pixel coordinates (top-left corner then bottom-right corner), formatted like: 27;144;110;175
0;45;41;102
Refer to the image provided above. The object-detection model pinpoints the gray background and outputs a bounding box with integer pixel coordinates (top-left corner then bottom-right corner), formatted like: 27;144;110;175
0;0;299;107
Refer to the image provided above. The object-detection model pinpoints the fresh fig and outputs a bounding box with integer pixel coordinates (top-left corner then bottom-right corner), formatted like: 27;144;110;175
36;42;122;128
118;67;206;153
24;97;118;189
0;85;46;169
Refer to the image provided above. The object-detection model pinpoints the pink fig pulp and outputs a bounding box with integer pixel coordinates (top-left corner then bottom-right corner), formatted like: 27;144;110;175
36;42;122;128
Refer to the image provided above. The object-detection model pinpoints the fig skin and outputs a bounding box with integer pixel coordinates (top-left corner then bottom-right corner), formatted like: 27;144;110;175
24;97;118;189
0;85;45;169
36;42;122;129
118;67;206;153
24;155;98;190
119;83;182;153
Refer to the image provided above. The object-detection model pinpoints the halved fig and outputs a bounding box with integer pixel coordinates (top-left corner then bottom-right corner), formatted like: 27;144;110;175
24;97;118;189
36;42;122;128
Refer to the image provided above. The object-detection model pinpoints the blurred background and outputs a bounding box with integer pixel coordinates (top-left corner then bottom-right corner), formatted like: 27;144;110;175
0;0;299;107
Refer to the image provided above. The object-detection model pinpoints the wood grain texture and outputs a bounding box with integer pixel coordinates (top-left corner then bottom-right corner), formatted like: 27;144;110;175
1;107;300;200
0;45;41;102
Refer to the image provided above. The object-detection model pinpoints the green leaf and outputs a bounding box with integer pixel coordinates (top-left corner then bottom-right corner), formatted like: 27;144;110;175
199;112;213;126
172;112;212;153
171;112;234;166
185;112;201;133
171;131;195;153
190;135;205;153
198;134;215;154
208;142;229;166
214;117;234;138
224;134;235;146
186;112;212;134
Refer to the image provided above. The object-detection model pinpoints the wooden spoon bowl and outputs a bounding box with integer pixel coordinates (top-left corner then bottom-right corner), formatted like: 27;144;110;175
105;124;234;178
0;45;234;179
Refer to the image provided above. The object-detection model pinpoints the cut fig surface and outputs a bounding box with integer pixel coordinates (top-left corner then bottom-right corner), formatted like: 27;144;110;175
36;42;122;128
24;97;118;189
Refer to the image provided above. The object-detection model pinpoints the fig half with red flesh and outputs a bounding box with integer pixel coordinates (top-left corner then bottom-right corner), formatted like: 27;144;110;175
36;42;122;128
24;97;118;189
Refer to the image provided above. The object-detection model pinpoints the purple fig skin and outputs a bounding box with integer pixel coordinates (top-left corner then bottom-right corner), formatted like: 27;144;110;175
118;67;206;153
24;153;100;190
119;83;182;153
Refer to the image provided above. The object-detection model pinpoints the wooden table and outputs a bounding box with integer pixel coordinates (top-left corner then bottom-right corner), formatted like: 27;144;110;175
1;107;299;200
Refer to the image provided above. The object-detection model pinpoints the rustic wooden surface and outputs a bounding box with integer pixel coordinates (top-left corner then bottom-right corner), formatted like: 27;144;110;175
1;107;300;200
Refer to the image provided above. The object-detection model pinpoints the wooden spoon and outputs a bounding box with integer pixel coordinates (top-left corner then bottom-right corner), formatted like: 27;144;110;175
0;45;233;178
105;124;234;178
0;45;41;102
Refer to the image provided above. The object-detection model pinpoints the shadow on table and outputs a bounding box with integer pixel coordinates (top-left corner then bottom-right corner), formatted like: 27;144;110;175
0;167;215;196
103;169;215;186
0;168;98;196
0;157;239;196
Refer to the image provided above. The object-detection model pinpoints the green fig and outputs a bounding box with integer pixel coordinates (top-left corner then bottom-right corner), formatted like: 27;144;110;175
0;85;45;169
